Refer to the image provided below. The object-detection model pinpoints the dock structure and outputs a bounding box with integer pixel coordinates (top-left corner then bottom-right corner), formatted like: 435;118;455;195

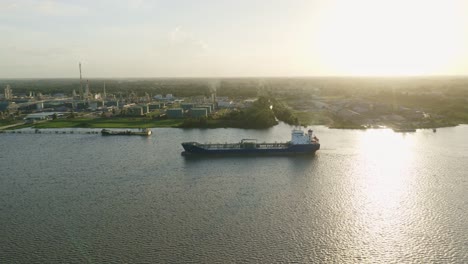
0;129;100;135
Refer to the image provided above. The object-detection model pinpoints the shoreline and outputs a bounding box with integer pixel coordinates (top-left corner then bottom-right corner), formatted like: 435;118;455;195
1;117;463;131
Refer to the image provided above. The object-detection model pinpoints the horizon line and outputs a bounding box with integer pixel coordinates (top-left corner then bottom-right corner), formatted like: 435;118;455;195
2;74;468;80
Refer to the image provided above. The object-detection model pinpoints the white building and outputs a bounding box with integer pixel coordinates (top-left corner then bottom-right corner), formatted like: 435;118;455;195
4;85;12;100
217;100;234;108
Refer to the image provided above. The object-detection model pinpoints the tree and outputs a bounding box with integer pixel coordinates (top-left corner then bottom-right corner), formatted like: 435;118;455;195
69;110;76;119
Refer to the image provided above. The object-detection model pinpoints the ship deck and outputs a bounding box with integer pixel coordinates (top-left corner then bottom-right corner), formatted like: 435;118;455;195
192;142;291;150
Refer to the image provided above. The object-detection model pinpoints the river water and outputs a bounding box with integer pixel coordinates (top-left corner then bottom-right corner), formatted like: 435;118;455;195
1;124;467;263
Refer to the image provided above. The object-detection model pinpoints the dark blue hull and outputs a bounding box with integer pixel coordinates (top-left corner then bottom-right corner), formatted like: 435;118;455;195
181;143;320;156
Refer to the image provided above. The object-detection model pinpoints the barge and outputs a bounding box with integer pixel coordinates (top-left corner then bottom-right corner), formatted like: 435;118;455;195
101;128;152;136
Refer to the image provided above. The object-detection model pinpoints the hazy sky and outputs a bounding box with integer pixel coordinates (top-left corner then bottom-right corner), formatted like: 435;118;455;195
1;0;468;78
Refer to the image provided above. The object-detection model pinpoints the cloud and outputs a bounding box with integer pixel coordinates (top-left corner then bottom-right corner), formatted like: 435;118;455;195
166;26;208;55
0;0;89;17
36;0;89;16
0;2;19;11
126;0;145;9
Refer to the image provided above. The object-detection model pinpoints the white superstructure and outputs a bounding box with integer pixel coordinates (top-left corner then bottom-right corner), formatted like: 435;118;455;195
290;129;316;145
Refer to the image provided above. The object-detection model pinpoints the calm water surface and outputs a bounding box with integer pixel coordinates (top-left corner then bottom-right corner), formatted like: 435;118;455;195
1;124;467;263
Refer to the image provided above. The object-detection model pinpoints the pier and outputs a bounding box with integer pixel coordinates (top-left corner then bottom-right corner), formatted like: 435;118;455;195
0;129;101;135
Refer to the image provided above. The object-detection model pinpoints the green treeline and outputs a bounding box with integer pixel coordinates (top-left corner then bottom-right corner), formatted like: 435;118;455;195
368;92;468;124
270;98;299;126
226;97;277;128
0;78;259;98
179;96;301;129
0;79;213;97
216;79;259;98
180;97;277;129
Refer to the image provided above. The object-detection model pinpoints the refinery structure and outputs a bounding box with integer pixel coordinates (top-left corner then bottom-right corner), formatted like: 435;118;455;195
0;63;234;123
1;63;115;115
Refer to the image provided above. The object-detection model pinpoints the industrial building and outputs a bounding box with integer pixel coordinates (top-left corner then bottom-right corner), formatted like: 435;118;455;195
190;108;208;118
148;103;164;110
24;112;65;122
166;108;184;118
181;103;195;110
125;106;144;116
197;105;212;114
139;104;149;114
0;101;9;111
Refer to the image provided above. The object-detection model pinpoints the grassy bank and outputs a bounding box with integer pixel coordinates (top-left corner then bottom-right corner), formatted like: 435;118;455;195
31;117;184;129
5;115;465;131
0;120;16;126
178;119;274;129
294;111;330;126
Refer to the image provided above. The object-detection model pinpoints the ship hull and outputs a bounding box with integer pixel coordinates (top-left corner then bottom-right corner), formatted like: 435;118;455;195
181;142;320;156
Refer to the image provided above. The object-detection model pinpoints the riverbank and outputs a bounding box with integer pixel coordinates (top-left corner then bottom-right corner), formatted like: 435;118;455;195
3;116;463;131
2;118;184;130
7;117;276;130
0;121;25;130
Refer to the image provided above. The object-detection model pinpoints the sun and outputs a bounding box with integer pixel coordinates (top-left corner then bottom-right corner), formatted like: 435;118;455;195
313;0;467;76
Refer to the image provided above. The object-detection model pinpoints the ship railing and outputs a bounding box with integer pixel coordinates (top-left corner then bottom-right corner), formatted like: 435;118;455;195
203;143;242;149
256;143;288;149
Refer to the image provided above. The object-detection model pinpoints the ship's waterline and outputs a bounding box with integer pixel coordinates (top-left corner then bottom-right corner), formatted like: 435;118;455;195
1;124;467;263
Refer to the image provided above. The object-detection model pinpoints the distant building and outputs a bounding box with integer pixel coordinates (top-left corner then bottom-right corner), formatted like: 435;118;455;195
196;105;212;114
4;85;12;100
190;108;207;118
181;103;195;110
191;95;206;103
165;94;173;100
7;102;19;112
148;103;164;110
24;112;64;122
166;108;184;118
84;80;92;100
106;101;118;107
0;101;9;111
89;102;98;111
217;100;234;108
243;98;257;108
125;106;144;116
139;104;149;114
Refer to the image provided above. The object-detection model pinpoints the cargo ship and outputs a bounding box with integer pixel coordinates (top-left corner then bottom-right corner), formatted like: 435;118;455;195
181;129;320;156
101;128;152;136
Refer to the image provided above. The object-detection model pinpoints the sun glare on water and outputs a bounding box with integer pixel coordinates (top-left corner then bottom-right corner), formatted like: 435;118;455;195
357;129;416;207
313;0;467;76
350;129;418;256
